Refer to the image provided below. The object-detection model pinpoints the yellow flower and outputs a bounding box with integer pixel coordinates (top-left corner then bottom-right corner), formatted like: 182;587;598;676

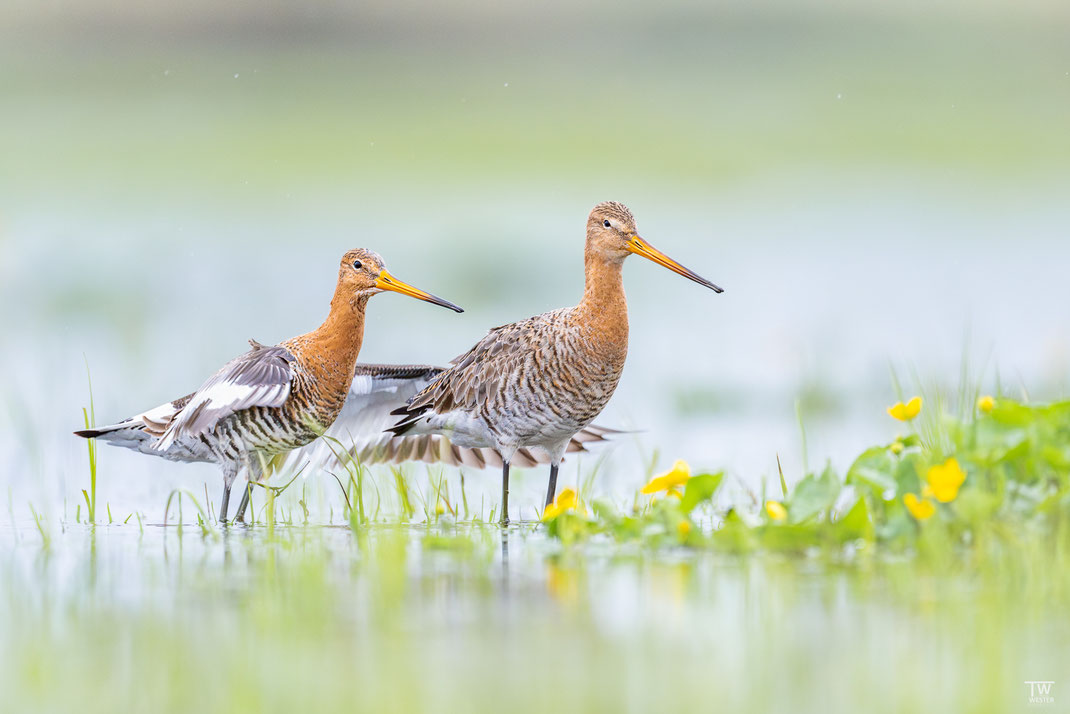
977;395;995;414
903;492;935;521
887;396;923;421
890;439;904;455
434;502;445;516
926;457;966;503
640;459;691;496
676;520;692;538
542;488;579;521
765;501;787;521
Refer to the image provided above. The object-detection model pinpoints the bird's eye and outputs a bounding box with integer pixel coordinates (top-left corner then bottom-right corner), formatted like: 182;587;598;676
602;219;612;229
352;260;363;270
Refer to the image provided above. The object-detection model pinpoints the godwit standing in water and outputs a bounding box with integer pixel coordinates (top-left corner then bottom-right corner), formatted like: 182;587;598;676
75;249;462;523
389;201;722;524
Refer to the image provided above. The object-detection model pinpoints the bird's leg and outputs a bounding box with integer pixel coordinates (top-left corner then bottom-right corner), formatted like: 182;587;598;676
544;463;560;508
500;460;510;527
234;485;252;523
218;462;241;524
234;455;263;523
219;483;231;524
543;445;568;509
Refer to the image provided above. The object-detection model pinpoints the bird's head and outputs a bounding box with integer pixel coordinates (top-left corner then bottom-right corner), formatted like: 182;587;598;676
338;248;464;312
585;201;723;293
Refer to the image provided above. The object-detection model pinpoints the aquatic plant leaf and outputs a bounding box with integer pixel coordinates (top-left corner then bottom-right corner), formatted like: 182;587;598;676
834;496;874;543
680;473;723;514
846;447;896;495
789;465;840;523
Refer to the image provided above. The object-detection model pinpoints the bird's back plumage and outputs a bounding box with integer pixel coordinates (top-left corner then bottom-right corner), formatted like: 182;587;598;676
390;303;627;460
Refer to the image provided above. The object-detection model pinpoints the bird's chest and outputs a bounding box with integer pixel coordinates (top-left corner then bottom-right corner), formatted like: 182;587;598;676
288;367;350;429
500;326;626;430
225;362;348;454
571;320;628;389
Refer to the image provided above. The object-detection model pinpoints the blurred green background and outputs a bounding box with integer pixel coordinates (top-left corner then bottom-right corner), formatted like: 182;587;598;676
1;0;1069;510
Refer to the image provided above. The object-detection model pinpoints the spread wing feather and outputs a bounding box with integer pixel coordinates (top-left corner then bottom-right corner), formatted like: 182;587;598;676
275;363;444;475
154;342;296;451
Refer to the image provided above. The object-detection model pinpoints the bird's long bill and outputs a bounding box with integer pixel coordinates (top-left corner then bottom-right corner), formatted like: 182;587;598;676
375;270;464;312
626;235;724;293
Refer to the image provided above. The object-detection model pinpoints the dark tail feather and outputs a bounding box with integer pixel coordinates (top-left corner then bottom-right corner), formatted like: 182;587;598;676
387;403;429;436
74;420;140;439
386;419;418;437
355;364;443;381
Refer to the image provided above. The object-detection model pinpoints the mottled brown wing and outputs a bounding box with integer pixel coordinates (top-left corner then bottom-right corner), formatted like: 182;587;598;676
394;319;537;427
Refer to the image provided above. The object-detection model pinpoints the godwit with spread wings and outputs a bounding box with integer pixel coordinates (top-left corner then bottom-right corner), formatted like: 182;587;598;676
75;249;462;522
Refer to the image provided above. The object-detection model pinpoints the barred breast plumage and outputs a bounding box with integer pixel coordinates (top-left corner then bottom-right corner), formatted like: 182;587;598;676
445;306;627;448
75;248;463;523
390;201;722;525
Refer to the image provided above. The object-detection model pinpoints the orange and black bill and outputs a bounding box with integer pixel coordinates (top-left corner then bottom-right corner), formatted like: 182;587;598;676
375;269;464;312
626;235;724;293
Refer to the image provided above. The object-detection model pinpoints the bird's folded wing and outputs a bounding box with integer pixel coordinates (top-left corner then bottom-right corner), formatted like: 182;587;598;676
154;343;296;451
392;318;540;430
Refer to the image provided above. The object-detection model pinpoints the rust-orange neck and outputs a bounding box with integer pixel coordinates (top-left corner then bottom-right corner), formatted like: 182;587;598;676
577;248;629;346
297;288;368;384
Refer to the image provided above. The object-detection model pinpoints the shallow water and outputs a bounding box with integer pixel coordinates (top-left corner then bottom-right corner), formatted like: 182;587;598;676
2;520;1066;713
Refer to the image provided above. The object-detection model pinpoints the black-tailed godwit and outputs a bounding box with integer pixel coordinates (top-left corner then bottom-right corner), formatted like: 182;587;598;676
389;201;722;525
75;249;462;522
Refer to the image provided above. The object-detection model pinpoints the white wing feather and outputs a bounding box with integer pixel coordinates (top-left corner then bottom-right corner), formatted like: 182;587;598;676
154;344;295;451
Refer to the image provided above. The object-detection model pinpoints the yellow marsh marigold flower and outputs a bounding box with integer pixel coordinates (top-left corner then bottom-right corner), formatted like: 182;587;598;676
765;501;788;521
542;487;580;521
977;395;995;414
903;492;935;521
641;459;691;496
926;457;966;503
887;396;923;421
